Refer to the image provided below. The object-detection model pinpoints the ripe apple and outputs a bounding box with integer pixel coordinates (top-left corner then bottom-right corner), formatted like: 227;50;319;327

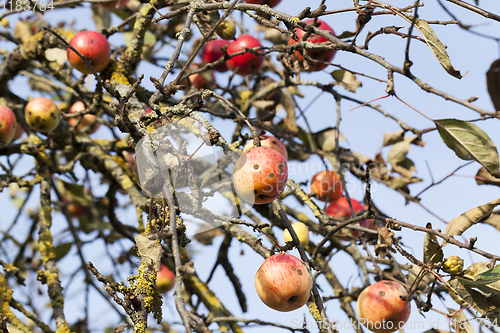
0;106;17;147
310;170;343;202
25;97;61;132
185;64;215;91
288;19;336;72
243;135;288;160
66;202;87;218
67;31;111;74
357;280;411;333
226;35;264;76
68;101;100;134
283;222;309;246
200;39;230;72
13;122;25;141
325;196;371;240
122;151;136;171
243;0;281;7
255;253;313;312
233;146;288;204
157;264;176;293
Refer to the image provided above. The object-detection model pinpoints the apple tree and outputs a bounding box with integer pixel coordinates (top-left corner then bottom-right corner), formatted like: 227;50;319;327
1;0;500;332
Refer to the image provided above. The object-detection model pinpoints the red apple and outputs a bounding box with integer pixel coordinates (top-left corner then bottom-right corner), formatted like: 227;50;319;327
310;170;343;202
68;101;100;134
325;196;371;240
243;0;281;7
243;135;288;160
357;280;411;333
24;97;61;132
122;151;136;170
66;202;87;218
233;146;288;204
200;39;230;72
67;31;111;74
288;19;336;72
13;122;25;141
226;35;265;76
185;64;215;91
255;253;313;312
0;106;17;147
157;264;176;293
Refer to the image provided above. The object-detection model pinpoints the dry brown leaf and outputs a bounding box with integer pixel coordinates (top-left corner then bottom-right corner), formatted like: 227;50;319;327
443;198;500;246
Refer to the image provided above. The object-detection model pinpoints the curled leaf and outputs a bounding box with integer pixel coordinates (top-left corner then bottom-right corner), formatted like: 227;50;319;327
331;70;362;92
435;119;500;177
387;141;410;165
417;20;462;79
382;130;404;147
423;228;443;264
443;198;500;245
476;167;500;186
134;235;161;271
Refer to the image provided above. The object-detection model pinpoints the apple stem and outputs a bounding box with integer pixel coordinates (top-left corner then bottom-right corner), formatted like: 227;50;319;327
259;229;287;251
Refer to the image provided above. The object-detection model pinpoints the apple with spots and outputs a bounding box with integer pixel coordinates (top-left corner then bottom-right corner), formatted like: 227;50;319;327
25;97;61;132
233;146;288;204
357;280;411;333
255;253;312;312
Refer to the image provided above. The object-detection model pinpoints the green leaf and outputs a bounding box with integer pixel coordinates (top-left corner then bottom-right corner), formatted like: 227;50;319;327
486;59;500;111
54;178;91;206
435;118;500;177
449;278;500;320
54;243;72;261
417;20;462;79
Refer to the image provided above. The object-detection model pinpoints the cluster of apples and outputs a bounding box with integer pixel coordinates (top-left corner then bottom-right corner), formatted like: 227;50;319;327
198;6;337;79
309;170;377;239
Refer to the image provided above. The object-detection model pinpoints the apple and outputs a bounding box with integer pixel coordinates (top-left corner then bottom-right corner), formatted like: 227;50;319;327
100;0;129;9
243;135;288;160
226;35;265;76
288;19;336;72
283;222;309;246
66;202;87;218
24;97;61;132
201;39;230;72
310;170;343;202
67;31;111;74
0;106;17;147
243;0;281;7
122;151;136;171
357;280;411;333
185;64;215;91
68;101;100;134
157;264;176;293
233;146;288;204
255;253;312;312
216;19;236;40
13;122;25;141
325;196;371;240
